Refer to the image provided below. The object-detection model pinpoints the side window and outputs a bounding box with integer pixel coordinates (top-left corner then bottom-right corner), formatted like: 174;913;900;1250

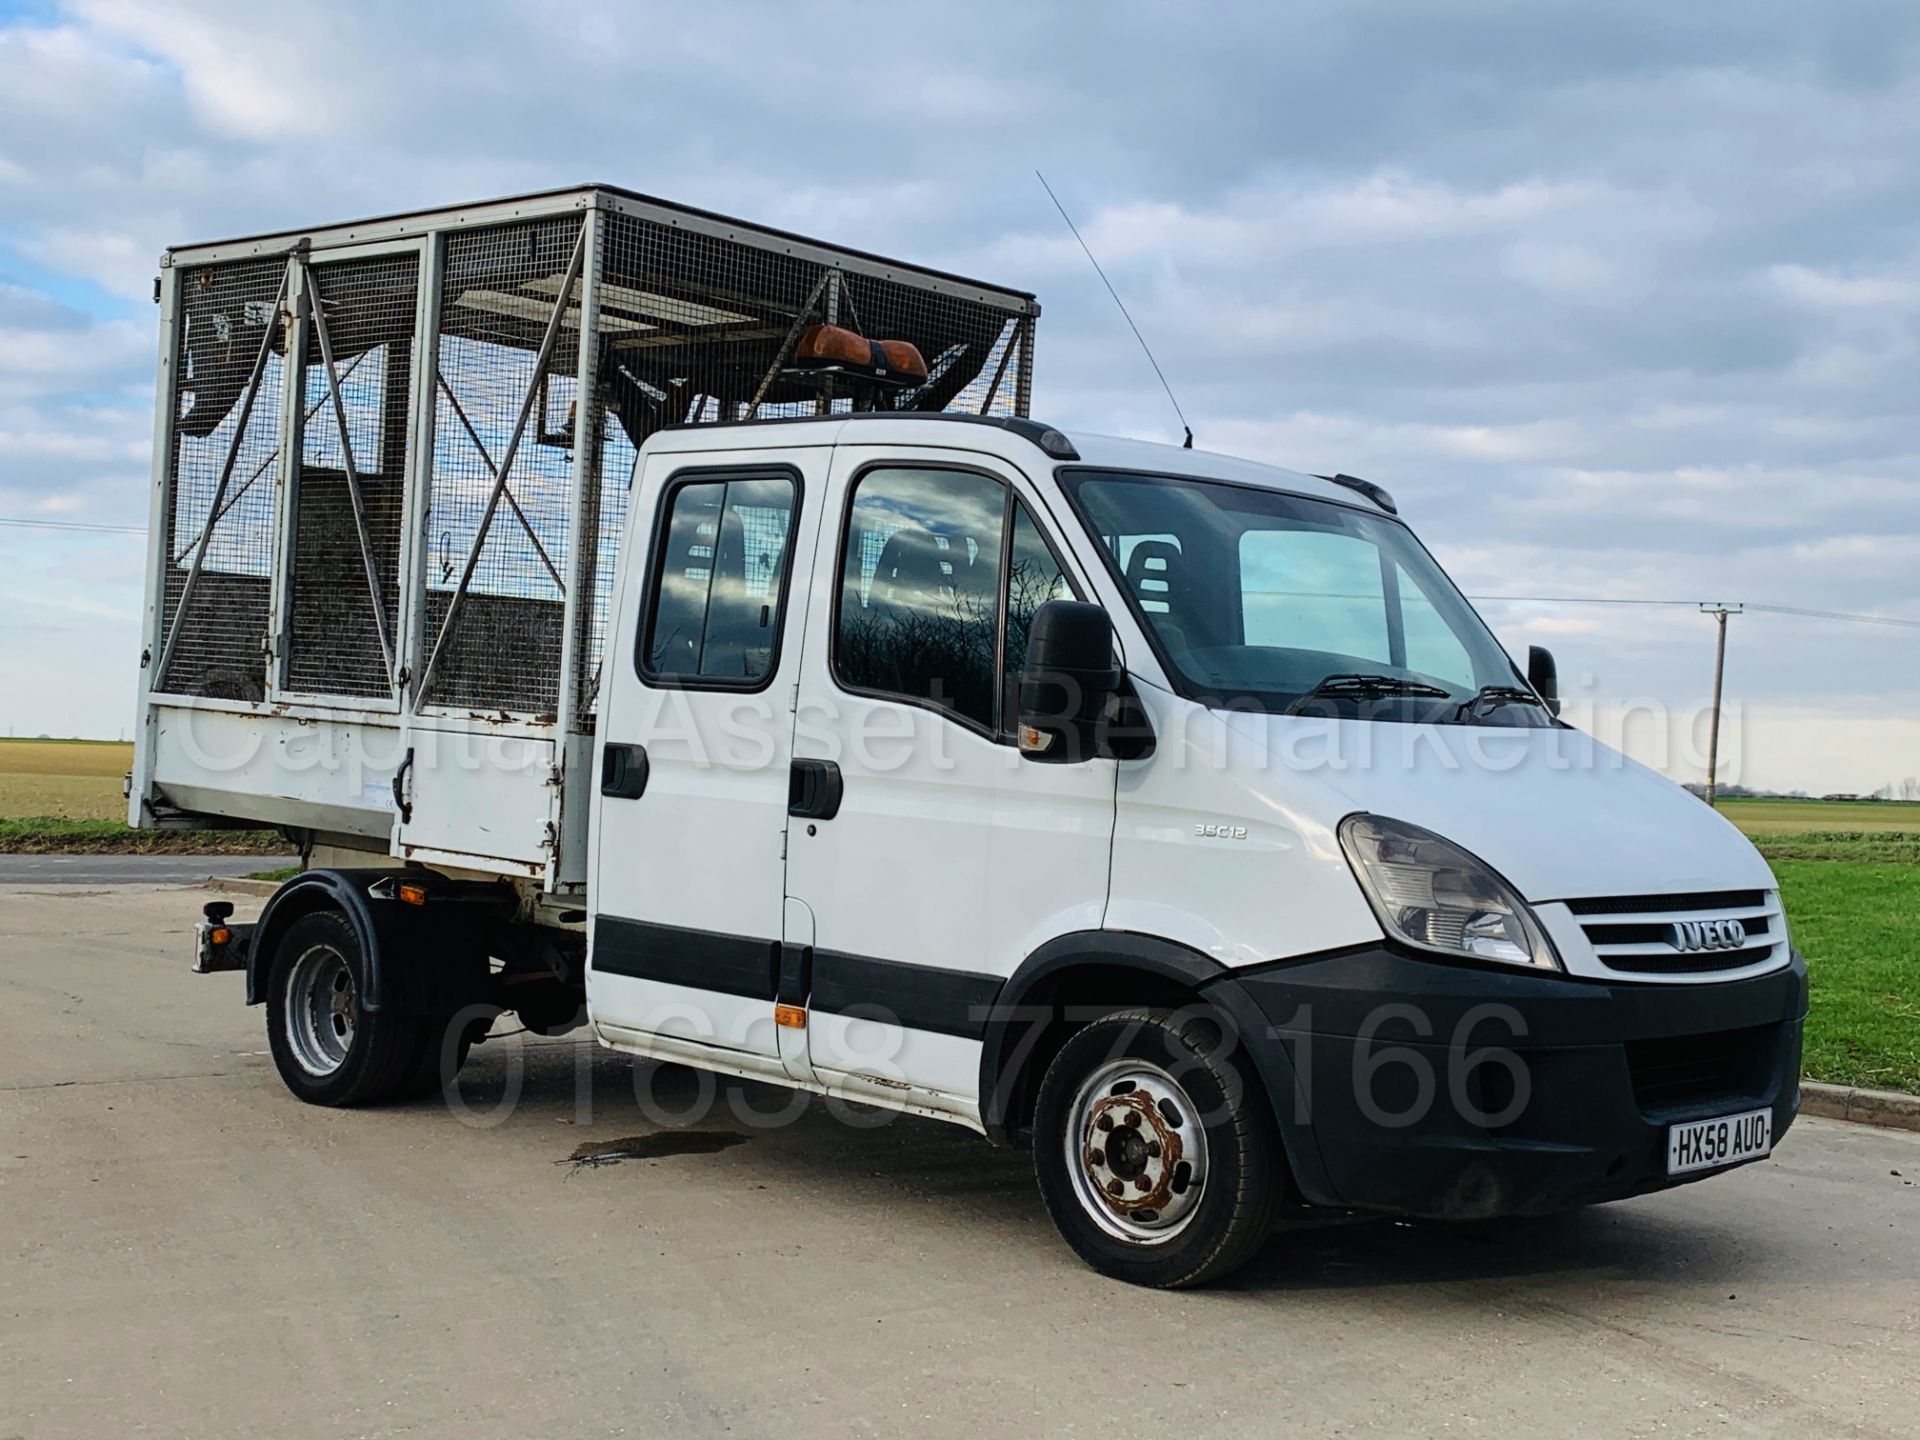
640;472;797;686
1001;501;1078;733
835;466;1007;731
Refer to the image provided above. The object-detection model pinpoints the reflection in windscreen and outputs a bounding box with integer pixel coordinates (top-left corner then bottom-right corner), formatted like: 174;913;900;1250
1065;471;1530;719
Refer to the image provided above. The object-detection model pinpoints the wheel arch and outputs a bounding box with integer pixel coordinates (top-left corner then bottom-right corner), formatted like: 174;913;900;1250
978;932;1318;1185
246;869;508;1016
246;870;386;1008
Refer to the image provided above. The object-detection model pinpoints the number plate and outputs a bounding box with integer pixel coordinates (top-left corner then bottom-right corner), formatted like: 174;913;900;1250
1666;1108;1772;1176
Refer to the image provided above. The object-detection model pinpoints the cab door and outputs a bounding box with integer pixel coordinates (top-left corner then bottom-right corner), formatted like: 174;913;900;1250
588;446;826;1080
783;445;1117;1121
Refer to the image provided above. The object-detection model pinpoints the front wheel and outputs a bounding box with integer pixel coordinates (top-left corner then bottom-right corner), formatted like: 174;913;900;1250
1032;1007;1282;1287
265;910;421;1106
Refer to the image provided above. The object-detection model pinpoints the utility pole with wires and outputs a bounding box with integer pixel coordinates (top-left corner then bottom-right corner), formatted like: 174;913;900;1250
1700;603;1743;806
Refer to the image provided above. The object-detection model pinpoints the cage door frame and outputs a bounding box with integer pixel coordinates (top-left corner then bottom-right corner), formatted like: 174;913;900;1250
411;219;589;716
151;257;294;692
267;236;431;714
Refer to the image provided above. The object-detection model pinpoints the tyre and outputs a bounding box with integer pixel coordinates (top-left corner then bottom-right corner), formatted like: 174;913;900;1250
1032;1006;1282;1288
265;910;421;1107
393;1012;486;1101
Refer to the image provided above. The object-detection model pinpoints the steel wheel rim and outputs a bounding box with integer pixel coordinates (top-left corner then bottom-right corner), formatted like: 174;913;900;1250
286;944;355;1077
1063;1058;1210;1244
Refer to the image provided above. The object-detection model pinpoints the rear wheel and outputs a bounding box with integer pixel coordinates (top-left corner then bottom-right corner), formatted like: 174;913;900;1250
1032;1007;1282;1288
393;1012;485;1101
265;910;421;1106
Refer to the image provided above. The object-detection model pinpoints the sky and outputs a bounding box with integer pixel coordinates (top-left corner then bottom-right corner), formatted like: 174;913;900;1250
1;0;1917;793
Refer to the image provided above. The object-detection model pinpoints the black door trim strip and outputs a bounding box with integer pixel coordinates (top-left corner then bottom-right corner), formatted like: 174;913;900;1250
592;917;1002;1039
594;915;781;1001
810;949;1002;1040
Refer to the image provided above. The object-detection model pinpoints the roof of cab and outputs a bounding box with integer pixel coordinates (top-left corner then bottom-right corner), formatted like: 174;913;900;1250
642;412;1360;509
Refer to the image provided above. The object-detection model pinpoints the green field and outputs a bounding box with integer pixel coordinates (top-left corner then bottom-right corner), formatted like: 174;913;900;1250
1719;795;1920;835
0;737;134;821
0;739;279;853
1724;804;1919;1090
2;738;1915;1090
1766;855;1920;1094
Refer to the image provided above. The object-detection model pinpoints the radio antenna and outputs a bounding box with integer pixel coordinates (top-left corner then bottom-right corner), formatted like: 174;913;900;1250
1035;170;1192;448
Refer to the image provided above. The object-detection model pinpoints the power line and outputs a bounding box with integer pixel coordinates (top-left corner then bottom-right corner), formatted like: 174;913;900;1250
1470;593;1708;608
0;516;146;535
1471;593;1920;630
1745;602;1920;631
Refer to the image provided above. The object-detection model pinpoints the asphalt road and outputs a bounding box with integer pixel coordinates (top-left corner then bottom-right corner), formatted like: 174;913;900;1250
2;885;1916;1440
0;853;292;886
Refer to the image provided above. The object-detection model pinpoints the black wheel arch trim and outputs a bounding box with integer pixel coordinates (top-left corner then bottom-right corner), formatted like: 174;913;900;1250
246;871;383;1008
977;929;1333;1201
246;869;509;1015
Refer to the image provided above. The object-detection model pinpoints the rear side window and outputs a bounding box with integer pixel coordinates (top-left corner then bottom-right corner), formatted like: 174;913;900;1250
640;471;797;687
834;466;1007;731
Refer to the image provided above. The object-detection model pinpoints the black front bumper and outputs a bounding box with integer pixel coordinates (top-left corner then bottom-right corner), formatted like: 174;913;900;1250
1208;947;1807;1220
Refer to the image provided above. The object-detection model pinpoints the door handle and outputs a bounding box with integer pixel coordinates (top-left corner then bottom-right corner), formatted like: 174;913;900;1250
788;759;842;820
391;747;414;823
601;742;649;799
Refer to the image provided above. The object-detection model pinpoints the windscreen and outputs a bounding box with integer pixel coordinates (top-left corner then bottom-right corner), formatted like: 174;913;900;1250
1062;470;1548;725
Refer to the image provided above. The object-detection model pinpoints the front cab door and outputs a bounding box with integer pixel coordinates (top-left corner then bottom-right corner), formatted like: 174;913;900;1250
784;445;1117;1123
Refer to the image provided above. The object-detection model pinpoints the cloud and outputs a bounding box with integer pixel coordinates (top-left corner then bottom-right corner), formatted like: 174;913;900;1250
65;0;378;140
0;0;1916;789
12;228;151;301
1771;261;1920;313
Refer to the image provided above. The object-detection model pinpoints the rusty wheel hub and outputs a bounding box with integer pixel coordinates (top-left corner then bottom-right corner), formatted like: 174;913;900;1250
1084;1089;1182;1212
1066;1060;1210;1244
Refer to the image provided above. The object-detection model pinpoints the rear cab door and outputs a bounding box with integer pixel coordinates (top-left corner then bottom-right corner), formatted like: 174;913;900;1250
587;439;828;1080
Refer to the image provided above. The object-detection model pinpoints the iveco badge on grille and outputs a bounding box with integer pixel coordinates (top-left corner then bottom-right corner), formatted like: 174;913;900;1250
1670;918;1747;952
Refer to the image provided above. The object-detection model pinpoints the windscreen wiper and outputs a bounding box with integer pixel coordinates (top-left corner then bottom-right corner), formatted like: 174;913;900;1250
1286;673;1453;714
1453;684;1550;721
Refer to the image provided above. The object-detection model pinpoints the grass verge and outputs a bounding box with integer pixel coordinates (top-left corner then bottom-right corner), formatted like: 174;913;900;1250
1770;855;1920;1095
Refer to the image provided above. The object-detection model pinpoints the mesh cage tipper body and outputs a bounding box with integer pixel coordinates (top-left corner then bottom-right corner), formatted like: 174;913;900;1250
144;186;1039;738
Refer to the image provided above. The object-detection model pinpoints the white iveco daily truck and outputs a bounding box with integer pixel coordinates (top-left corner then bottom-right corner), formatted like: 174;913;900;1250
134;186;1803;1287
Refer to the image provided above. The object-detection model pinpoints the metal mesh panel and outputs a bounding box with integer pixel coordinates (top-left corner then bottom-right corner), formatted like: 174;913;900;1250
157;257;290;699
572;396;635;722
421;214;585;716
595;209;1030;435
281;253;420;698
569;206;1036;723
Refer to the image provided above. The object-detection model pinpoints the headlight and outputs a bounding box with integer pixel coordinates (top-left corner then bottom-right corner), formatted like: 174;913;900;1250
1338;814;1559;970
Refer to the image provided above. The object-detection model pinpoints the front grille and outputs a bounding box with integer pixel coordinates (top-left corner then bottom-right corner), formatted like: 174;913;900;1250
1584;914;1773;948
1567;890;1766;916
1600;951;1777;976
1564;889;1784;978
1626;1024;1777;1110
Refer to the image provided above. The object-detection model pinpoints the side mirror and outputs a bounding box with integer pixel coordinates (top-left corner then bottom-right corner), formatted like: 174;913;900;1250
1527;645;1561;717
1018;602;1122;764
